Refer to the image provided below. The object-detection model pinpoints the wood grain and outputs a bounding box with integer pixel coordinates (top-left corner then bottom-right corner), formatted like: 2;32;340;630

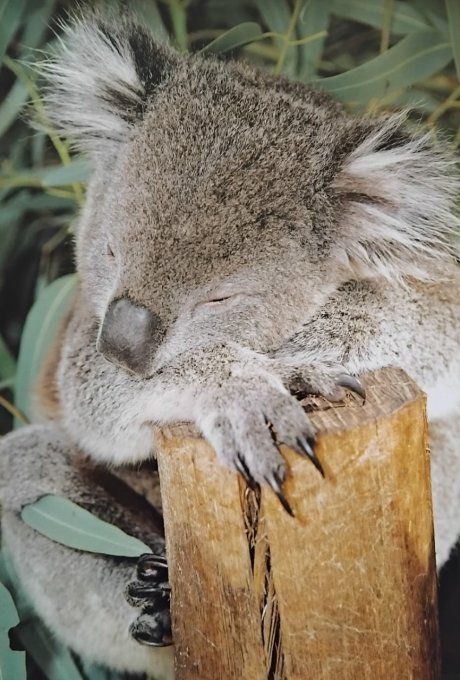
155;368;439;679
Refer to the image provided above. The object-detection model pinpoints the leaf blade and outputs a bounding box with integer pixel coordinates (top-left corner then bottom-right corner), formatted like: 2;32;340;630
200;22;263;55
14;274;77;423
0;0;27;62
0;583;26;680
0;334;15;381
331;0;429;35
21;495;153;557
445;0;460;80
298;0;332;79
317;30;452;103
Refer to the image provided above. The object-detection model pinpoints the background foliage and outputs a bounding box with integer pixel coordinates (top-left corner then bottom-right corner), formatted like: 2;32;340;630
0;0;459;678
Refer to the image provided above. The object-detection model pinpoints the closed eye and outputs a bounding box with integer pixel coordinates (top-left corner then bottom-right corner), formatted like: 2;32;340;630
194;292;246;311
205;295;234;304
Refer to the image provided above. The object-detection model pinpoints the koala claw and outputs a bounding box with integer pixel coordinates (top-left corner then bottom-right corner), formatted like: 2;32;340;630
126;553;172;647
235;452;257;490
294;433;324;477
264;471;295;517
129;610;172;647
337;373;366;401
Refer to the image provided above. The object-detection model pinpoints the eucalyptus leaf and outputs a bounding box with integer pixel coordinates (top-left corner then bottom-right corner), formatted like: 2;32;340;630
0;546;83;680
255;0;291;33
41;158;89;187
0;582;26;680
0;80;29;138
445;0;460;80
0;546;34;622
0;0;27;61
15;274;77;423
200;22;263;54
0;334;16;381
17;620;83;680
318;30;452;103
19;0;56;53
255;0;298;77
131;0;169;42
331;0;429;34
21;495;153;557
298;0;332;80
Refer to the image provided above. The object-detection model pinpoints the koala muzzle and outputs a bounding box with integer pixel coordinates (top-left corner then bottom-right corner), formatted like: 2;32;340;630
97;298;164;377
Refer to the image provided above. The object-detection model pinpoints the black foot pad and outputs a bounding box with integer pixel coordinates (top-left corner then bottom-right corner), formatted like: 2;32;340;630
125;554;172;647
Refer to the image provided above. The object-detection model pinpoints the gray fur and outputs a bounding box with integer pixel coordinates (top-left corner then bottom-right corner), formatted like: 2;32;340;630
0;426;173;677
1;12;459;675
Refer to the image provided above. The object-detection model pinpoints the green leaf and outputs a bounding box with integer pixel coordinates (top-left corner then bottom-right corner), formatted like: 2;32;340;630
255;0;298;77
200;22;264;54
0;159;89;190
318;29;453;103
19;0;56;53
0;0;27;61
0;80;29;138
131;0;169;42
41;158;89;187
0;582;26;680
21;495;153;557
445;0;460;80
255;0;291;33
331;0;429;34
15;274;77;423
298;0;332;79
0;334;15;381
17;621;83;680
0;546;82;680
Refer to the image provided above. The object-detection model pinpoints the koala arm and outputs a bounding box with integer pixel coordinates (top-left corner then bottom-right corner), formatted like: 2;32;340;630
0;424;173;678
269;276;460;414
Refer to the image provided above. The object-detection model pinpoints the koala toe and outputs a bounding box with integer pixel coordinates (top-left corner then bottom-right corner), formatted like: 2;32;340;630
129;609;172;647
126;553;172;647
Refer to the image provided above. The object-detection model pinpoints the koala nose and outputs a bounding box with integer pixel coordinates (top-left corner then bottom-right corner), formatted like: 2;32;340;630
97;298;164;376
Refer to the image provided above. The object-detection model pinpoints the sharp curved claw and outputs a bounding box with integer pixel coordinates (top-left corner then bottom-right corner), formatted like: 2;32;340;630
295;434;325;478
129;612;172;647
337;374;366;401
235;453;257;490
265;473;295;517
137;554;168;581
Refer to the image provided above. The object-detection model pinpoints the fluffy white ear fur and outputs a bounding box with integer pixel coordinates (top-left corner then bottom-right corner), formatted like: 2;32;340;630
41;16;146;153
334;116;459;282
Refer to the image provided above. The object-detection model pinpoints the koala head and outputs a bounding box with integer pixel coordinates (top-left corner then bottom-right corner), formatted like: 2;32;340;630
44;14;458;377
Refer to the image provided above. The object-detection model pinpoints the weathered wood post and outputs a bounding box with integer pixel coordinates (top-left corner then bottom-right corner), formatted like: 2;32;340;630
155;368;440;679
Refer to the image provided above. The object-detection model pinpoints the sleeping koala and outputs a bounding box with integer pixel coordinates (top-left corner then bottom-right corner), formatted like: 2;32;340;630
1;11;459;678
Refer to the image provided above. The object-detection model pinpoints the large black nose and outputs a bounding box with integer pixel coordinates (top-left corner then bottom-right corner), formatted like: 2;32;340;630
97;298;164;376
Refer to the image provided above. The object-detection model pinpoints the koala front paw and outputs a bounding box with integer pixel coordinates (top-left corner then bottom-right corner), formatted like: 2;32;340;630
197;374;323;514
126;553;172;647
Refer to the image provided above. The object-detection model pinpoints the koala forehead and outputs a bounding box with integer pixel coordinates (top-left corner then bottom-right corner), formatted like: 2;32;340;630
99;59;352;301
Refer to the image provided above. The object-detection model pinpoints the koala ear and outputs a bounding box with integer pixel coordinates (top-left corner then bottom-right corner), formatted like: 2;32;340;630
333;117;459;281
42;14;176;154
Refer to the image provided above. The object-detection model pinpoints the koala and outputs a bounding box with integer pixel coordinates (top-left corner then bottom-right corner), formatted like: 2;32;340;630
0;11;459;678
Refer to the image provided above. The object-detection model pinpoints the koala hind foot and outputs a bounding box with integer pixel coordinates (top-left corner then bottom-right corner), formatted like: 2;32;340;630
126;554;172;647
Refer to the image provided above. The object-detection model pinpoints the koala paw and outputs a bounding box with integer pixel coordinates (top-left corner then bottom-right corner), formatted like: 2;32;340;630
279;362;366;403
197;373;324;514
126;553;172;647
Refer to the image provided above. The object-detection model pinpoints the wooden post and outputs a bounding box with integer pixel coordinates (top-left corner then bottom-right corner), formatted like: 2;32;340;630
155;368;440;679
